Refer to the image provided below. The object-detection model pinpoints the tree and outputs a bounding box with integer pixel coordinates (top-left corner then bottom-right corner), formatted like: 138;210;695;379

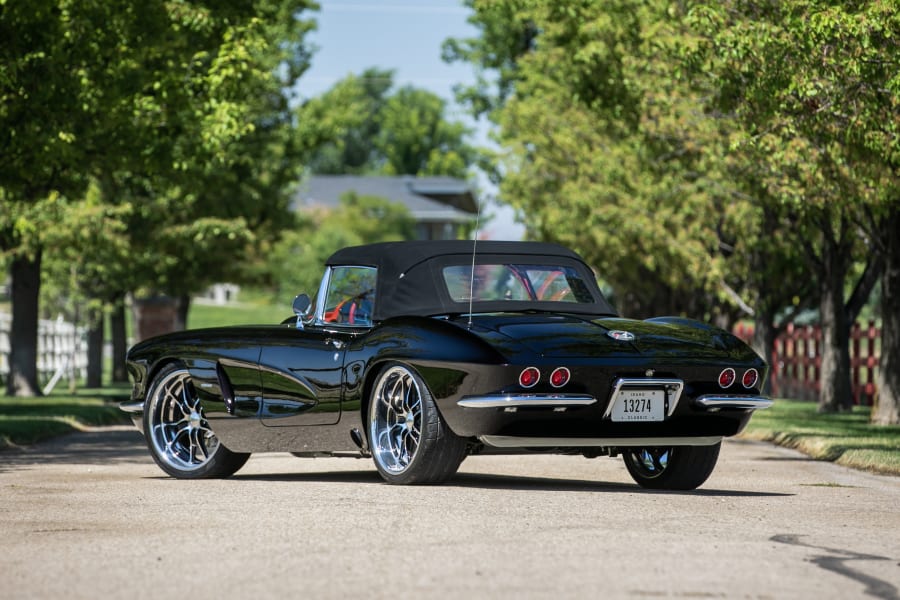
690;1;897;416
1;1;104;394
376;86;474;178
40;187;133;388
447;1;751;322
0;1;316;394
298;71;476;177
441;0;538;120
298;68;395;174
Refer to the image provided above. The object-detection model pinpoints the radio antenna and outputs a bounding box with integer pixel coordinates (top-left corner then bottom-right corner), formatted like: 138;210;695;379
467;204;481;329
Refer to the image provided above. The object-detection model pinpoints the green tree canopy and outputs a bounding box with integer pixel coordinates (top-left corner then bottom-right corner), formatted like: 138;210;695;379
297;70;476;178
687;0;898;417
1;0;317;395
448;1;748;321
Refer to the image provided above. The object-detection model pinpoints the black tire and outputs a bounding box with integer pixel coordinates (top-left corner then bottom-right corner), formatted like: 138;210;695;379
622;442;721;490
143;363;250;479
368;363;467;484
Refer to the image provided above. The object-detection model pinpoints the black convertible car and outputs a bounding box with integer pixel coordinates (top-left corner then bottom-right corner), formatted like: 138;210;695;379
122;241;770;489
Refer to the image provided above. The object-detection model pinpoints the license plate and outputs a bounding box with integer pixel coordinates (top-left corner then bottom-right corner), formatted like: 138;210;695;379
610;389;665;422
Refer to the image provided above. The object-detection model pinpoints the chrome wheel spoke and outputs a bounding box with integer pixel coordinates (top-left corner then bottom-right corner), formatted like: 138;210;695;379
402;429;418;458
405;386;420;413
165;391;189;418
164;423;189;453
190;429;207;462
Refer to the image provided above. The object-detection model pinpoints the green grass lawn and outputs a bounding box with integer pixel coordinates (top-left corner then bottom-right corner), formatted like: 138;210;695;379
741;398;900;476
187;298;287;329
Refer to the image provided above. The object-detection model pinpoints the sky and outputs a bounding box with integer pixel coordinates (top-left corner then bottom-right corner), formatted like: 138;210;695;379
295;0;524;240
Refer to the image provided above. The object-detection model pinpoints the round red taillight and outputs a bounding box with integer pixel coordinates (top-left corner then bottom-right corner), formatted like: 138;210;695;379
718;368;736;388
519;367;540;388
742;368;759;389
550;367;570;388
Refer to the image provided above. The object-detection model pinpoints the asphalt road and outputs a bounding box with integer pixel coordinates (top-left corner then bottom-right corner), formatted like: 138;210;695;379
1;428;899;600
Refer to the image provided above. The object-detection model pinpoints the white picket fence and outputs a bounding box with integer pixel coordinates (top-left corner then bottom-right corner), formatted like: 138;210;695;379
0;312;88;392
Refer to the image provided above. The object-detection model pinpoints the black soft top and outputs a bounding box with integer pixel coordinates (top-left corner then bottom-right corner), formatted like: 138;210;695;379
326;240;617;320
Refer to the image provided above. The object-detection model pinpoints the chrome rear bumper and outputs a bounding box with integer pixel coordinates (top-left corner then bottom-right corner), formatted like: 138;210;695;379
457;394;596;409
694;395;773;411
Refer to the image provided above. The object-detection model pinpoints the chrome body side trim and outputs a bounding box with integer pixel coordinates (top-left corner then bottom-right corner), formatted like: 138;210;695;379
457;394;597;408
694;395;773;411
602;378;685;419
480;435;723;448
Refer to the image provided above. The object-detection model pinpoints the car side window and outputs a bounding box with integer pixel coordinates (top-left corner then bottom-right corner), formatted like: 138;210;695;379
322;266;377;326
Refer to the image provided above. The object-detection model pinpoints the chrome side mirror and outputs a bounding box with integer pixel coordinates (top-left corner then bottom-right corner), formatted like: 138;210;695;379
292;294;312;329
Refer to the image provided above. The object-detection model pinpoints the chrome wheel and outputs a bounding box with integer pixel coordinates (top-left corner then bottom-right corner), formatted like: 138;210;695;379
370;366;422;473
147;367;220;472
622;443;721;490
367;363;467;484
625;447;671;480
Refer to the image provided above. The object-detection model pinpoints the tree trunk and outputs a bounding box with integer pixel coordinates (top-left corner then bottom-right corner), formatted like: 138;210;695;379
85;312;104;389
6;252;43;397
176;294;191;330
110;299;129;383
817;247;853;412
873;210;900;425
751;305;777;395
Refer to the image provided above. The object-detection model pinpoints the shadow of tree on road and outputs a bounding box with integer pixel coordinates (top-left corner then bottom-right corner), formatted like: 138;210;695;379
0;428;150;472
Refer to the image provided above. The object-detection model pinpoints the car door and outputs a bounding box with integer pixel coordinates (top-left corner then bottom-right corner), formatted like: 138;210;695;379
259;265;376;428
258;327;351;426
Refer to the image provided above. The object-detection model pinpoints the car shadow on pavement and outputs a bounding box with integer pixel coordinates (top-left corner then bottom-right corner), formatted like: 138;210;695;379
234;469;792;496
453;472;794;496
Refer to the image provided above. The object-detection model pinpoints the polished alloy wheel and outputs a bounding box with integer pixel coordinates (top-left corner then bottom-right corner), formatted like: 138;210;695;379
370;366;422;473
625;447;672;479
622;443;721;490
147;367;220;472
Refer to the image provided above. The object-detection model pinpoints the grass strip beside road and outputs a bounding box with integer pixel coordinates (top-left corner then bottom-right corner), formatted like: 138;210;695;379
0;391;130;449
741;398;900;476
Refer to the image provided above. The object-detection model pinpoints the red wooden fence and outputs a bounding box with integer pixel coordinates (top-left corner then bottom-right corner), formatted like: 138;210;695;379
732;320;880;406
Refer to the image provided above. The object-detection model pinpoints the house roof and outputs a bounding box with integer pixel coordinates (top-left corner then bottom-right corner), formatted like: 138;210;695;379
294;175;478;223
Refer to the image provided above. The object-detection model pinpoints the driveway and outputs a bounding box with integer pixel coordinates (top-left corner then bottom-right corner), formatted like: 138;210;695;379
1;429;898;599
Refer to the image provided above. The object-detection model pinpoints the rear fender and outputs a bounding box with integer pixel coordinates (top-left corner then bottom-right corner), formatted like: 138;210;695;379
354;317;508;438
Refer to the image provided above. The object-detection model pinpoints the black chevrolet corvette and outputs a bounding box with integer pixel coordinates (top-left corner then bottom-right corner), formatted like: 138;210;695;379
122;241;770;489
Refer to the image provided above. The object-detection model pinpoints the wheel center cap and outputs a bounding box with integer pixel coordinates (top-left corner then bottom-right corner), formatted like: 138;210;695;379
404;412;415;428
189;412;202;429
